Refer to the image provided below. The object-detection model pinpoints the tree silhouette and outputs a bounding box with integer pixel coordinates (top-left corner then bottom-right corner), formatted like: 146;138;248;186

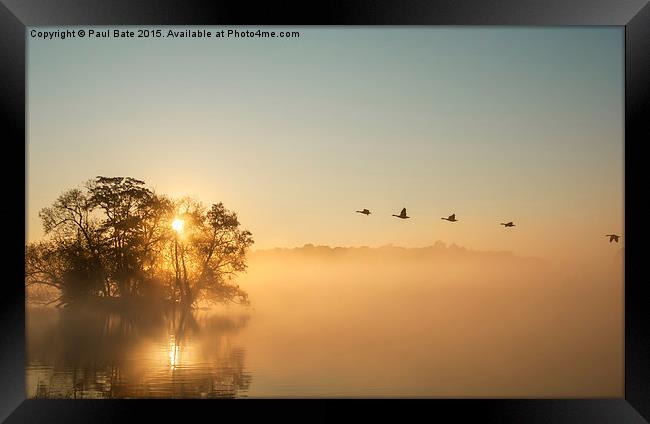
26;177;254;308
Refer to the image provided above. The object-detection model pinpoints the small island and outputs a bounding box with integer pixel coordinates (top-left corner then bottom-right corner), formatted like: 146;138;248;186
26;176;254;312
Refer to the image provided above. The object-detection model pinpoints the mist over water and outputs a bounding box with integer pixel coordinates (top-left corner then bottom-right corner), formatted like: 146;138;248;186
27;245;623;398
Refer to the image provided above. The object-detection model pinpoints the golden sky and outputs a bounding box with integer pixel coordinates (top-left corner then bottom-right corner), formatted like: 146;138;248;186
27;27;624;262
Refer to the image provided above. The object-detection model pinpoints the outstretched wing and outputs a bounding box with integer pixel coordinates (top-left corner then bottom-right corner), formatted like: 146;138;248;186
450;214;455;220
401;208;406;216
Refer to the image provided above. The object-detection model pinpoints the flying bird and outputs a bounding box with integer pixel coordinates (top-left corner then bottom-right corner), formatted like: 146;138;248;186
605;234;621;243
392;208;410;219
356;209;371;215
501;222;515;228
441;213;458;222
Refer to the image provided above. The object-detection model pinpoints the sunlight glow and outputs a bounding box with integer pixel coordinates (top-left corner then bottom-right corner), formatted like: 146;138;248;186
168;335;180;369
172;218;185;233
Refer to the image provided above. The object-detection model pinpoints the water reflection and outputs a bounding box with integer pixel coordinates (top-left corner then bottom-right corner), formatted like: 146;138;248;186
27;250;624;398
27;306;251;398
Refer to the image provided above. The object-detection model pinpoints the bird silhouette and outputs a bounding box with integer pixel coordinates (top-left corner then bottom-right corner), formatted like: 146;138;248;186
392;208;410;219
501;221;515;227
356;209;371;215
605;234;621;243
441;213;458;222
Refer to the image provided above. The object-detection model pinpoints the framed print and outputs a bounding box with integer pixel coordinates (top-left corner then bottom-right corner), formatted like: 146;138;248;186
1;0;649;422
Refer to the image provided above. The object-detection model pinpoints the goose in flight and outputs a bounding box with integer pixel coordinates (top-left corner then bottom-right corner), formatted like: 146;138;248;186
441;213;458;222
392;208;410;219
356;209;371;215
605;234;621;243
501;221;515;228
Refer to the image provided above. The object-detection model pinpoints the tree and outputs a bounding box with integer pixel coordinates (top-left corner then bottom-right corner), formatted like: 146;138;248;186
87;177;176;298
25;176;254;308
34;187;108;301
180;201;254;305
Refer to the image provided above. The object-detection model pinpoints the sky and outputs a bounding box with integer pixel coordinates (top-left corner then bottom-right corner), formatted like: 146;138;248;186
27;27;624;261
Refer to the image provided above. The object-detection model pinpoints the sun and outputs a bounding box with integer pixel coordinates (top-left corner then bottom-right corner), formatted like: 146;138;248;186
171;218;185;233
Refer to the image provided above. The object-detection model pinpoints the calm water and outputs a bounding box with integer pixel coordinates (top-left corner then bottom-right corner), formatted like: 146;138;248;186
26;251;624;398
27;306;252;398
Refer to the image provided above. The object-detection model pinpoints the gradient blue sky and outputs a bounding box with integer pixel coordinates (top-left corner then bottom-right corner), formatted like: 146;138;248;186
27;27;624;260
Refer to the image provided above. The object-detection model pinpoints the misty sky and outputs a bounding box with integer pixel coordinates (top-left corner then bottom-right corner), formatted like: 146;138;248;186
27;27;624;261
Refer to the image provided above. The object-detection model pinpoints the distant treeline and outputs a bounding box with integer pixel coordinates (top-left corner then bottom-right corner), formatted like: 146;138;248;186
251;243;545;264
26;177;254;308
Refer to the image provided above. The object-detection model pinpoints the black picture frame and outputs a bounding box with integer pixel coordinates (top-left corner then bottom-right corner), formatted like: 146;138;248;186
1;0;648;422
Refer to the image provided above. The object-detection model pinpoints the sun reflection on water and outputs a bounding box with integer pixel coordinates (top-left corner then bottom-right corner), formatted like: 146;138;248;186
168;335;180;370
27;307;253;398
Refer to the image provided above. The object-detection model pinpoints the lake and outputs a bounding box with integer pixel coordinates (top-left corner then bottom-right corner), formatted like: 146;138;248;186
26;247;623;398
